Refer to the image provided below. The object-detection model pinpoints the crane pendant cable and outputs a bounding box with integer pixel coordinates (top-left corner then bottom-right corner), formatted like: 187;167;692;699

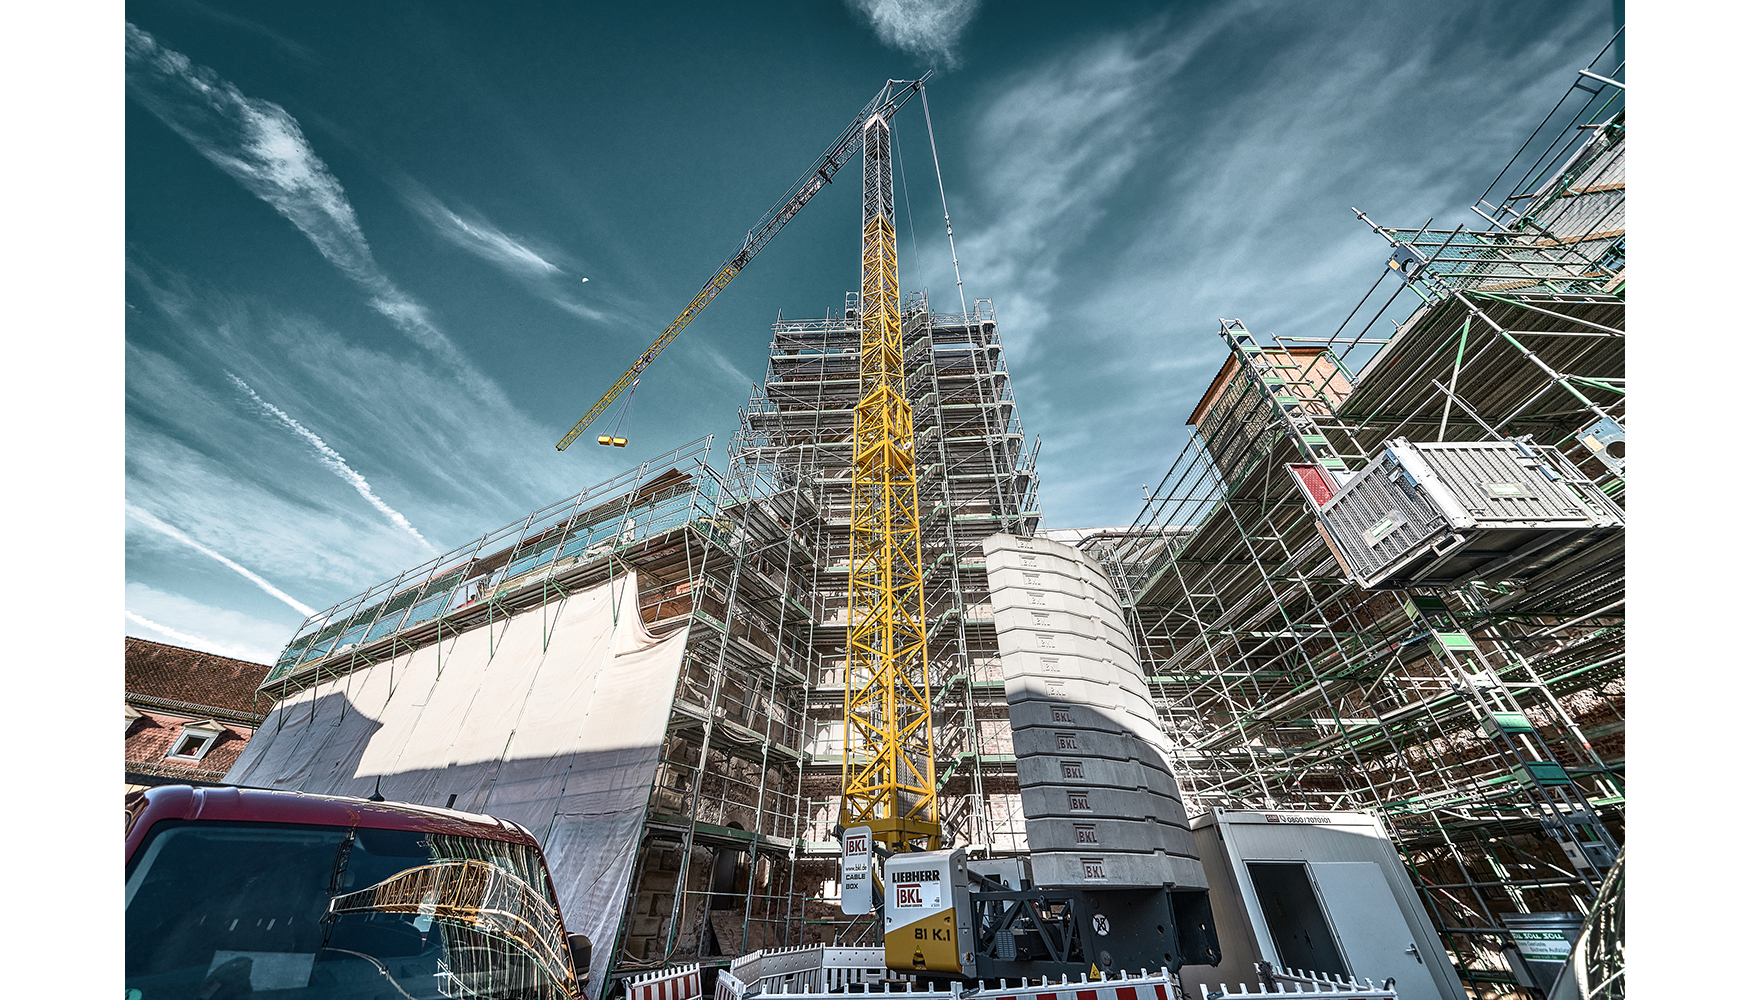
595;378;637;448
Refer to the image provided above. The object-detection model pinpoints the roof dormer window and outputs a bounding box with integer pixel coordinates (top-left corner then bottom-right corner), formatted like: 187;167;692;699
165;720;226;762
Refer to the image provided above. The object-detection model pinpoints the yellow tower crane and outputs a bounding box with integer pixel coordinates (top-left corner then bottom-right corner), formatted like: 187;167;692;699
839;107;940;854
549;78;941;857
554;79;927;452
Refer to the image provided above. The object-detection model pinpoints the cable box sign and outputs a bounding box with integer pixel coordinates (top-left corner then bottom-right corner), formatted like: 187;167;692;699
1509;928;1574;962
841;825;873;915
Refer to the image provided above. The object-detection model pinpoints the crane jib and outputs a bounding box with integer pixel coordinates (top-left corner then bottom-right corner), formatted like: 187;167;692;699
554;77;927;452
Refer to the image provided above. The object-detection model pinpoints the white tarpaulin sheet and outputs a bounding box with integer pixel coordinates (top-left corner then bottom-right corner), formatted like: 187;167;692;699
227;571;687;996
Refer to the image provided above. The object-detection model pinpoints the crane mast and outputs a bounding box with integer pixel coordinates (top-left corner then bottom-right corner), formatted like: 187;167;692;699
549;75;943;854
839;110;940;854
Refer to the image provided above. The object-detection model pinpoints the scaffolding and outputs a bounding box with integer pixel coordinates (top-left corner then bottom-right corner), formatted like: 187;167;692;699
730;291;1041;944
255;275;1044;987
241;39;1624;1000
256;438;834;983
1089;43;1625;1000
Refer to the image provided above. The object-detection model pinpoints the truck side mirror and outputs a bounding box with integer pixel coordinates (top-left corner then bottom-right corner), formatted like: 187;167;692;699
568;933;593;982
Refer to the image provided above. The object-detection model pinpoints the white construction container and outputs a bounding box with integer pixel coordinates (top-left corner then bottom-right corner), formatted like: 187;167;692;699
1290;437;1622;590
1180;809;1466;1000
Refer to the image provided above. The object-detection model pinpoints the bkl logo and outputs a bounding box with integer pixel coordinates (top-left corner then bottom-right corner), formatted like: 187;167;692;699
898;886;922;906
846;834;868;855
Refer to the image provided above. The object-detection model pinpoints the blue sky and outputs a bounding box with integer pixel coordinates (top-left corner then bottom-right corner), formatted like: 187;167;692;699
120;0;1622;664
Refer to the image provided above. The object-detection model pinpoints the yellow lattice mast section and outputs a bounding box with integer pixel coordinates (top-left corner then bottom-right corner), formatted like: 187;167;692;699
840;112;940;853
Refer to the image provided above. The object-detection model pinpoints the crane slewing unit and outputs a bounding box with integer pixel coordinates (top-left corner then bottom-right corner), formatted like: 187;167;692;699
839;106;940;854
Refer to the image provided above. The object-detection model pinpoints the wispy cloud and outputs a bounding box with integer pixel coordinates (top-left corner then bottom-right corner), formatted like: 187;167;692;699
928;3;1611;530
695;342;755;393
128;611;255;659
951;8;1237;365
126;582;300;664
226;373;437;553
393;177;612;323
846;0;982;67
549;295;612;324
125;262;601;588
125;502;318;616
124;23;502;402
157;0;319;64
400;185;560;278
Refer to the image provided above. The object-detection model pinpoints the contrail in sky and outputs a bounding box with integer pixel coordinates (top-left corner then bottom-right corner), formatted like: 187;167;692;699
228;374;437;553
125;503;318;617
126;610;267;663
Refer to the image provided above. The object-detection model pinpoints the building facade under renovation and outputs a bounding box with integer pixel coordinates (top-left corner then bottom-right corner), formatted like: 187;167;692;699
228;292;1042;993
1081;59;1626;998
225;47;1623;1000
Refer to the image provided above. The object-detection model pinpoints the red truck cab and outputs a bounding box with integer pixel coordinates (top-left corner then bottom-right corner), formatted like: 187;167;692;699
125;785;590;1000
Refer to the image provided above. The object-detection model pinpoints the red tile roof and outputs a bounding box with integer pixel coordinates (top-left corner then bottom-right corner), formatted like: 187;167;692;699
125;708;255;782
124;637;273;719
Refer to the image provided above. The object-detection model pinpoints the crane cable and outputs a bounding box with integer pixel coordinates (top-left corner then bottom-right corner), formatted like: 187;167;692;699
919;83;1018;537
598;378;638;448
918;85;971;319
894;127;922;288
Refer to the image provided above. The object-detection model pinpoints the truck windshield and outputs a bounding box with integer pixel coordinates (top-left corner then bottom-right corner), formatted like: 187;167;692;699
125;820;573;1000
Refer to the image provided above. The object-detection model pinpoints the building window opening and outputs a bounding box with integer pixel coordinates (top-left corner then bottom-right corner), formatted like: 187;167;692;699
170;735;209;759
710;822;747;910
166;725;223;762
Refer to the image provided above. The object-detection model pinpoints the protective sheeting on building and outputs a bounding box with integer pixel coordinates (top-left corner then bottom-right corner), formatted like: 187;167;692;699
226;572;688;997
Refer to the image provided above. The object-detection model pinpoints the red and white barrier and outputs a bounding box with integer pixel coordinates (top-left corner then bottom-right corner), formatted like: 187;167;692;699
1200;963;1398;997
977;974;1178;1000
716;966;1186;1000
714;970;746;1000
625;963;703;1000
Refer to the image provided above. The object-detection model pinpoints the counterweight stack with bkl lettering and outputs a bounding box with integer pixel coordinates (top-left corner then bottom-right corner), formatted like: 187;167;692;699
852;533;1221;982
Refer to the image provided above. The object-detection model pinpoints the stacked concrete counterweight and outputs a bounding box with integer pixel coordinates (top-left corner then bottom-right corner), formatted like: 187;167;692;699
982;532;1205;890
